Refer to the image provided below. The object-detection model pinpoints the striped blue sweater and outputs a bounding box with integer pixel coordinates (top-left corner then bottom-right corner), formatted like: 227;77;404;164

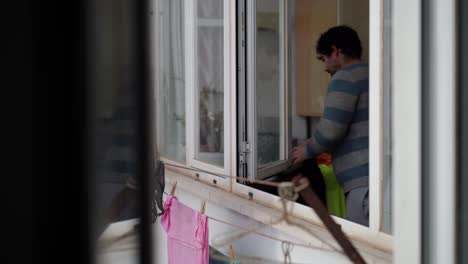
306;62;369;192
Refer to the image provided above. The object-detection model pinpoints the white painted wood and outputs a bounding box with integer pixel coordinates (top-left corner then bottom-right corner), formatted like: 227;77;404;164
160;157;230;191
368;0;383;233
426;0;457;262
392;0;422;263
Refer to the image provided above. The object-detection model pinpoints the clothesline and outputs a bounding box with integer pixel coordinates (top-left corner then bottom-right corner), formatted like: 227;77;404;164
162;186;343;255
161;191;344;263
206;214;337;253
98;227;322;264
165;163;283;187
209;248;320;264
99;161;346;260
163;162;344;253
98;193;344;262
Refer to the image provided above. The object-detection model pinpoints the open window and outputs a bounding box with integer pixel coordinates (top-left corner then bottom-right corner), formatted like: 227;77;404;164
235;0;393;234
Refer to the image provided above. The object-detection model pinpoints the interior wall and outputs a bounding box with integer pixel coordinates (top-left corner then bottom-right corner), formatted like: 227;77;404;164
338;0;369;62
291;0;369;142
294;0;337;118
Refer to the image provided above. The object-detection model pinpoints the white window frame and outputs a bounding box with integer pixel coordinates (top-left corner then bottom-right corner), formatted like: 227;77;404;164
392;0;423;262
183;0;233;191
244;0;290;181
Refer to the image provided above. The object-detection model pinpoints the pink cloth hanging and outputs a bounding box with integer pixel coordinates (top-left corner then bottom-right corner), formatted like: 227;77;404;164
161;195;209;264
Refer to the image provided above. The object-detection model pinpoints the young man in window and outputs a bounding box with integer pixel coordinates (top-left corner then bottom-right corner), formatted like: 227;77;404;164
292;25;369;226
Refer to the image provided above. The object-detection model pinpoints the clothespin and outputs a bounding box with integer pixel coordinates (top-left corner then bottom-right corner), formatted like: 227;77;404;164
170;181;177;195
229;244;235;264
199;200;206;223
278;182;299;201
200;200;206;214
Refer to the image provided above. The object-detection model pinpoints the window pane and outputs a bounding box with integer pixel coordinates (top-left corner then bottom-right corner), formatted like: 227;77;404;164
156;0;186;163
197;0;223;19
256;0;283;168
196;1;224;167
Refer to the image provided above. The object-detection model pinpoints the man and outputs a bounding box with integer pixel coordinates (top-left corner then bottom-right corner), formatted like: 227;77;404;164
292;25;369;226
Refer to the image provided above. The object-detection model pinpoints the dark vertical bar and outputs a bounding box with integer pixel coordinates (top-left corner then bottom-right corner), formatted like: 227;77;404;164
306;116;311;138
134;0;154;263
32;0;90;263
4;1;34;263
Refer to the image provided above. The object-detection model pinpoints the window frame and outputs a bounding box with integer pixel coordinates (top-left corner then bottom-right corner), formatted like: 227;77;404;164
153;0;428;254
392;0;423;261
244;0;291;181
183;0;233;190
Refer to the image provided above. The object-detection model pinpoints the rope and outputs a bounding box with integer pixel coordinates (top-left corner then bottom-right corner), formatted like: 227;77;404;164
207;215;334;252
165;163;281;187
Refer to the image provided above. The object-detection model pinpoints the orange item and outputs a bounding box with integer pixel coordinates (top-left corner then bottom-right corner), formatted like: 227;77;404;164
317;152;332;165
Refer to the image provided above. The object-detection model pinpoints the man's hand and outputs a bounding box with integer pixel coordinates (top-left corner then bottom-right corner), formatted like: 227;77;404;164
292;142;309;165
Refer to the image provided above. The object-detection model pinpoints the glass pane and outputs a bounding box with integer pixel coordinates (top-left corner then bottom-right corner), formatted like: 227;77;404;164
197;0;223;19
256;0;283;168
156;0;186;162
196;1;224;167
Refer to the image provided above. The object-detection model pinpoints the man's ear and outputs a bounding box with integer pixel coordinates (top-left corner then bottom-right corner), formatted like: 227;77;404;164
330;45;339;56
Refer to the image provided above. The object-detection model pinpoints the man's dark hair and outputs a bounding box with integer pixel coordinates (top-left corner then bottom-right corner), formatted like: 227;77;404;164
316;25;362;59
